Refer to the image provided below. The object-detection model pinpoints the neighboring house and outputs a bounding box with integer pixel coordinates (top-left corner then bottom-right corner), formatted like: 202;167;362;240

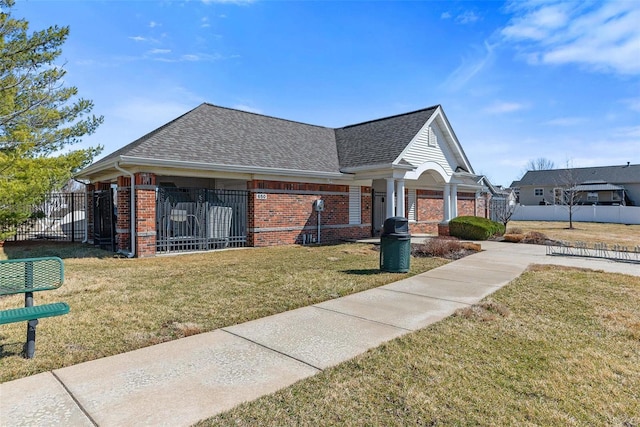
511;164;640;207
78;103;491;257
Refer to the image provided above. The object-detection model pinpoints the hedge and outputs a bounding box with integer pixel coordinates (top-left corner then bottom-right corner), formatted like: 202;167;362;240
449;216;505;240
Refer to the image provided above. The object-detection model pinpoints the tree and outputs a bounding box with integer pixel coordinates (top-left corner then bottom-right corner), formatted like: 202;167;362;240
525;157;555;172
490;195;518;228
0;0;102;239
554;168;582;230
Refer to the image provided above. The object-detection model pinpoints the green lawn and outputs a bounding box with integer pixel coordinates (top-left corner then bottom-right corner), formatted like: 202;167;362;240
0;242;446;383
200;265;640;426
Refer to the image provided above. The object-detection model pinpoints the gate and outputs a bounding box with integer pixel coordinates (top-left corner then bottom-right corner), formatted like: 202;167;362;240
156;187;248;253
93;190;116;251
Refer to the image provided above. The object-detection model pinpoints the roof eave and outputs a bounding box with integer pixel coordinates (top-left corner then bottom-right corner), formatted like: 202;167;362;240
341;162;415;173
78;156;348;180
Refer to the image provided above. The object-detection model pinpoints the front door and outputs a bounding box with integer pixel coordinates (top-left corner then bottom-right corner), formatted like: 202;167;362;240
372;191;386;236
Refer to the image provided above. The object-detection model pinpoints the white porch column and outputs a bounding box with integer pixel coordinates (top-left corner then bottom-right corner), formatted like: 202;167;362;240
451;183;458;219
443;183;451;223
386;178;396;219
396;179;405;217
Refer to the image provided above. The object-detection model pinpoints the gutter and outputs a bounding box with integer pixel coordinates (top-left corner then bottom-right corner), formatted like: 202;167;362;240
79;155;349;181
114;162;135;258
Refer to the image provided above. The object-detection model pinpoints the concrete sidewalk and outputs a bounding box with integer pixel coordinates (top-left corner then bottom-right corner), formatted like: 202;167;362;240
1;242;638;426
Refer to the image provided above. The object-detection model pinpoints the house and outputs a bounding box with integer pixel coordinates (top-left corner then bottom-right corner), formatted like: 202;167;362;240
78;103;491;257
511;164;640;207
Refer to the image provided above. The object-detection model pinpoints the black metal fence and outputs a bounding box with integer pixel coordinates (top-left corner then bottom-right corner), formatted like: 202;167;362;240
156;187;248;253
9;192;87;242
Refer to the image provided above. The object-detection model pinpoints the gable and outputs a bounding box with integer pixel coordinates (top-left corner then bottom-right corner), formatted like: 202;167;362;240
398;108;473;176
335;107;438;169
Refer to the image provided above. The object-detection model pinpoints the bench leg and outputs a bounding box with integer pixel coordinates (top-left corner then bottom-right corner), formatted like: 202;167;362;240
24;319;38;359
24;291;37;359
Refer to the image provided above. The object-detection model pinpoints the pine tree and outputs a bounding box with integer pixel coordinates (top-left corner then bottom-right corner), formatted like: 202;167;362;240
0;0;102;239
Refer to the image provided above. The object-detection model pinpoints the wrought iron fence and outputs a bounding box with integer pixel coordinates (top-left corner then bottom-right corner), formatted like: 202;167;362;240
8;192;87;242
156;187;248;253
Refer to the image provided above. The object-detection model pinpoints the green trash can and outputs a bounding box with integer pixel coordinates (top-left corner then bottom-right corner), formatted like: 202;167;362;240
380;217;411;273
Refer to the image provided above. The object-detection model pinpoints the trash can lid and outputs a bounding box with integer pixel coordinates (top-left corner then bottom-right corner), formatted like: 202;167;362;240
383;217;409;235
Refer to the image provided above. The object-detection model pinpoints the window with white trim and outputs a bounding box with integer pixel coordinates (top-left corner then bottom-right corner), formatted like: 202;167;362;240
534;188;543;197
407;189;417;221
348;186;361;225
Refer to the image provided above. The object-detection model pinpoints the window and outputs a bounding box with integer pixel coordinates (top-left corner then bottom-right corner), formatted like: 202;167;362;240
587;192;598;202
407;189;417;221
534;188;543;197
553;188;564;204
427;126;437;147
348;186;361;225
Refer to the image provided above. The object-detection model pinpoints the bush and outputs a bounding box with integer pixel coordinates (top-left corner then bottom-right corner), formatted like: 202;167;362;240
521;231;549;244
503;233;525;243
413;238;463;257
449;216;505;240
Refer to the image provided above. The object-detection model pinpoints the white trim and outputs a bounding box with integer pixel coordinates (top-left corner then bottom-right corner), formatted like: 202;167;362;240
404;161;450;182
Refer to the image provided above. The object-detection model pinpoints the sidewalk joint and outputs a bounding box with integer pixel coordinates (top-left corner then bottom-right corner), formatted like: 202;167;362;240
51;371;99;427
220;329;324;373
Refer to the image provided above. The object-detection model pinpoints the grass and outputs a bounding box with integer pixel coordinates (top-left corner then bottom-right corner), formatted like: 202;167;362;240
0;242;447;383
200;266;640;426
507;220;640;246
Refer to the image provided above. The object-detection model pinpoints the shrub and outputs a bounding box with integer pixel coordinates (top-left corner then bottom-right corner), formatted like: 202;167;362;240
503;233;525;243
449;216;505;240
413;238;463;257
521;231;549;244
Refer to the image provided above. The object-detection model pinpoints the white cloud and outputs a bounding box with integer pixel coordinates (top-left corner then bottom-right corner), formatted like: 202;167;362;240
483;101;528;114
148;49;171;55
128;36;147;42
182;54;200;61
544;117;587;126
613;125;640;139
201;17;210;28
149;21;159;28
442;41;495;90
441;12;452;20
201;0;254;4
621;97;640;113
456;10;480;24
501;1;640;75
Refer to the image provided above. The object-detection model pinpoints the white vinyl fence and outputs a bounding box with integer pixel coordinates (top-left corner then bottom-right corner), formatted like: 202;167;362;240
511;205;640;225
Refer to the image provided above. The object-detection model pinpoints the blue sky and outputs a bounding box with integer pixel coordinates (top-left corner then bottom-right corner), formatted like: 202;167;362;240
14;0;640;186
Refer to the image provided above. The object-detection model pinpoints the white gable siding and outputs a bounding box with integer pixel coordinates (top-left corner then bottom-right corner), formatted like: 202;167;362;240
401;122;454;175
349;186;361;224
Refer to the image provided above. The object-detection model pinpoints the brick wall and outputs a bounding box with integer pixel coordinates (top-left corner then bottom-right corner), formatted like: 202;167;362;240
134;173;157;257
457;192;476;217
247;180;371;246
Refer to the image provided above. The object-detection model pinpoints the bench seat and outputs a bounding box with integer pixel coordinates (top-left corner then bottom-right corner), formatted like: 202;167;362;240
0;302;70;325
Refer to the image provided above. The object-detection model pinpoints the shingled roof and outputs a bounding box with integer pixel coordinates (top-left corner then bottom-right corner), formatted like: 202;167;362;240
84;103;450;177
514;164;640;187
335;106;438;169
90;103;340;174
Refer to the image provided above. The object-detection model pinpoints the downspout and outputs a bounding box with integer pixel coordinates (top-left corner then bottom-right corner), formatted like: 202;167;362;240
114;162;135;258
